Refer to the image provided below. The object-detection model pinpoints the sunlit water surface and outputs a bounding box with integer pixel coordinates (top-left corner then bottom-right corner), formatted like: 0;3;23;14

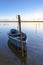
0;22;43;65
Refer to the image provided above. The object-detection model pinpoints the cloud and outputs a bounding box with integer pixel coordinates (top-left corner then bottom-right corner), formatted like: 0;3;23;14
0;11;43;21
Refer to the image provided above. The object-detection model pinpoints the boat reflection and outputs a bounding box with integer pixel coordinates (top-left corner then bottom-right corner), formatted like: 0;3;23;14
8;40;27;65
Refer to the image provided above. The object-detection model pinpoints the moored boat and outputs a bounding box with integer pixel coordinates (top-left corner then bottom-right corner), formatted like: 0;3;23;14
8;15;27;51
8;29;27;51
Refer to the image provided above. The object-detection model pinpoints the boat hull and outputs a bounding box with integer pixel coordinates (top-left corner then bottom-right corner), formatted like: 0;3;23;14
8;36;27;51
8;29;27;51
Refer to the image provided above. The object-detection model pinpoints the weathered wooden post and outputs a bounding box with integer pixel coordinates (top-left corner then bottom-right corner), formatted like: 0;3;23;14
18;15;24;57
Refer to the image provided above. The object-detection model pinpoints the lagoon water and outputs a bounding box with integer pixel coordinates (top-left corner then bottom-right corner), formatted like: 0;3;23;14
0;22;43;65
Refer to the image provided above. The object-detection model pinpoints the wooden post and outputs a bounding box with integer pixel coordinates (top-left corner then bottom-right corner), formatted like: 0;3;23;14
18;15;24;57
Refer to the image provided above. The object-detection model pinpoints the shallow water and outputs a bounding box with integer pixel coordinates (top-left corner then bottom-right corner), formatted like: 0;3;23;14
0;22;43;65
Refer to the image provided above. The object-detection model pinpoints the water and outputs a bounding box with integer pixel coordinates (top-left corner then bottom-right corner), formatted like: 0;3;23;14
0;22;43;65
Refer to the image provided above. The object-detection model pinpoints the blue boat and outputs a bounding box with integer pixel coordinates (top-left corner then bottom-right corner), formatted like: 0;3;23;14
8;15;27;51
8;29;27;51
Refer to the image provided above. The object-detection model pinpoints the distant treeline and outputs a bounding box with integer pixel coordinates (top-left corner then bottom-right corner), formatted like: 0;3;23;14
0;21;43;22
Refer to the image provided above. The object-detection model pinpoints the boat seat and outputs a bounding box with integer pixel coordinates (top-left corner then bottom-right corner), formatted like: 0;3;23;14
15;37;26;41
15;37;24;38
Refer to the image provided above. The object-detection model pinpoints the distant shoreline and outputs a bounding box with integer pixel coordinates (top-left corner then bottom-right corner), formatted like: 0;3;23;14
0;21;43;22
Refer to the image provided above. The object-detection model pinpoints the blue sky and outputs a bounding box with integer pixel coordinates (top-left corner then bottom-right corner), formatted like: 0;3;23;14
0;0;43;20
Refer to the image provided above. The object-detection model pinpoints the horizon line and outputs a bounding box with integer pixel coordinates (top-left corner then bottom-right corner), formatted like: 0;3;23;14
0;21;43;22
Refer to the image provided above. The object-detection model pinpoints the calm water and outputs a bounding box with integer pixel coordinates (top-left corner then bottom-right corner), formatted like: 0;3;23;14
0;22;43;65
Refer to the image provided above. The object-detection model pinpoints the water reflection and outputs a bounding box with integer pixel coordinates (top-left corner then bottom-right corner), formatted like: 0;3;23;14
8;40;27;65
35;23;40;33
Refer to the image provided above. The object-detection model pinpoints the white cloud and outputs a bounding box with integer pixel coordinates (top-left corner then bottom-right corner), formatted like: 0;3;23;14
21;12;43;21
0;12;43;21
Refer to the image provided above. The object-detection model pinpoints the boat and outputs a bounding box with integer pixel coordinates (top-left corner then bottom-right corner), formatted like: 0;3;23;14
8;40;27;64
8;29;27;51
8;15;27;51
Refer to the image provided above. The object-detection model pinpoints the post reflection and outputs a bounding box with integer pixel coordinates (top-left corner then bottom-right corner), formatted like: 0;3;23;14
8;40;27;65
35;23;37;33
35;22;40;33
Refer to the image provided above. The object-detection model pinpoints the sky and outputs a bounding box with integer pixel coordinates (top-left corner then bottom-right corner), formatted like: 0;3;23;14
0;0;43;21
